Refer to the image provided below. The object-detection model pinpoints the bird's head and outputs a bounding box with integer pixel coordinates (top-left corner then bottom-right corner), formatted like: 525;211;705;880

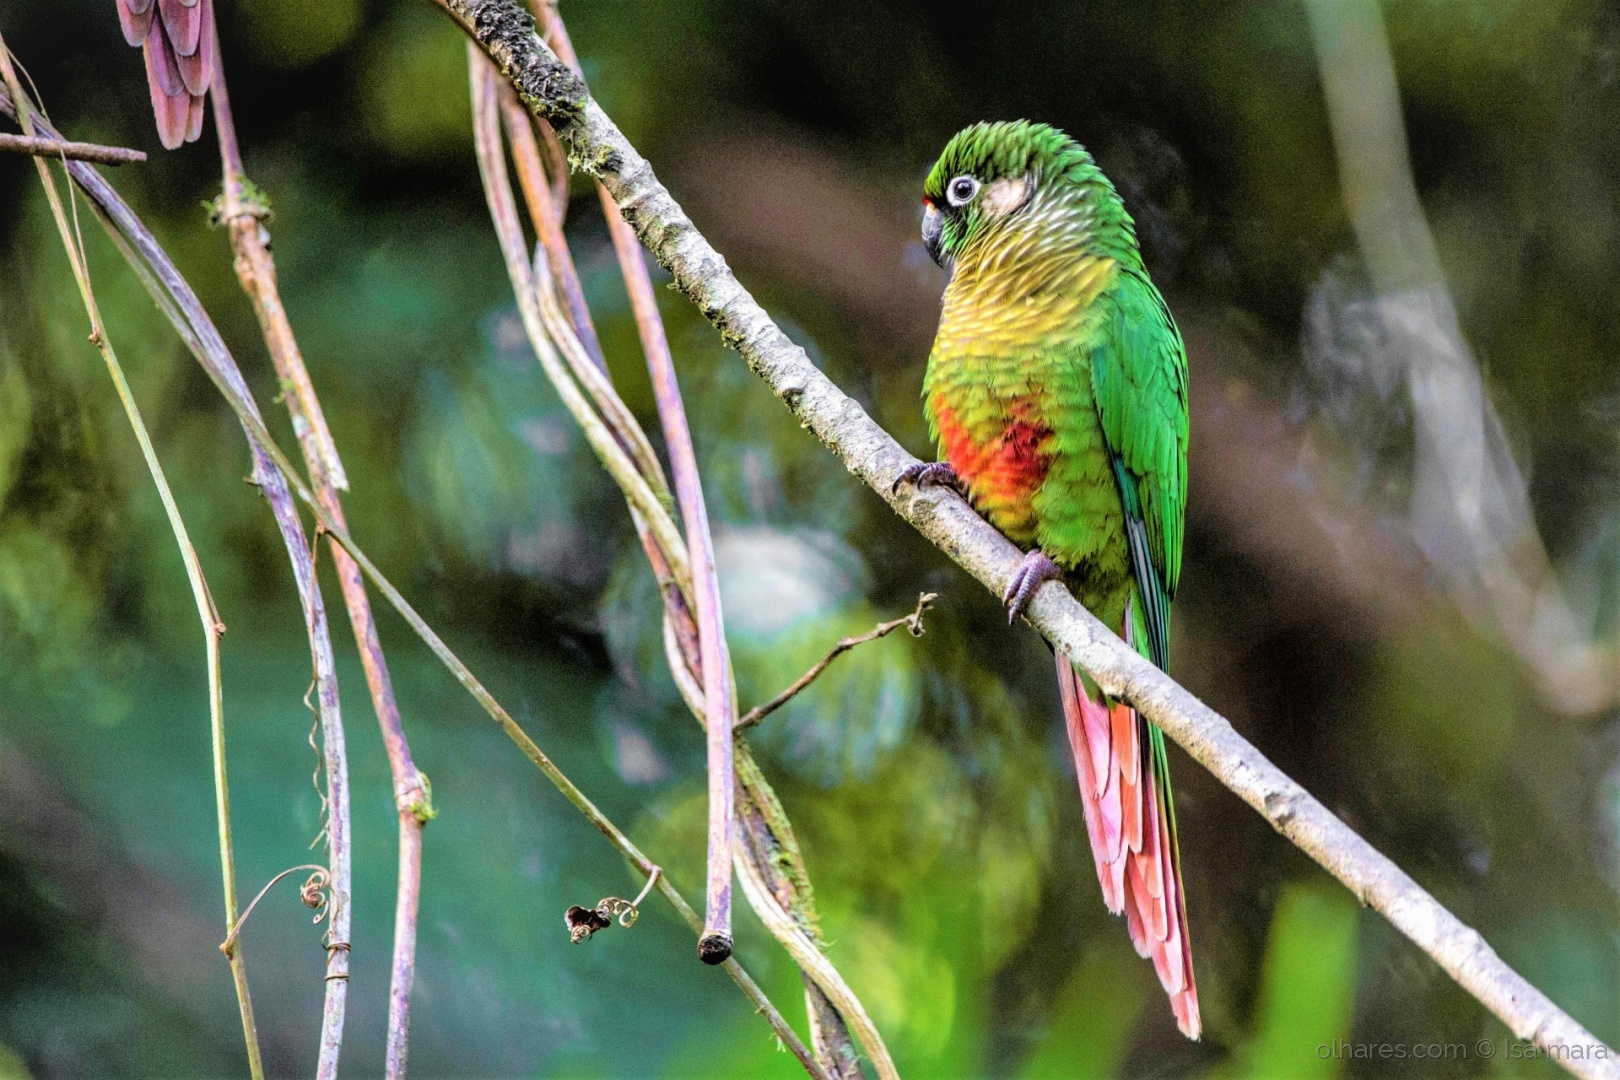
921;120;1082;269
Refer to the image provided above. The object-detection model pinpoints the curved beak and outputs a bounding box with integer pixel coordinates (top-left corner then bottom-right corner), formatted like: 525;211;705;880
921;203;945;267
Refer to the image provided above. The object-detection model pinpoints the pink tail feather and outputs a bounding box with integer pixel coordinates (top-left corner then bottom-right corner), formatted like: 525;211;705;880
120;0;213;148
1056;649;1201;1039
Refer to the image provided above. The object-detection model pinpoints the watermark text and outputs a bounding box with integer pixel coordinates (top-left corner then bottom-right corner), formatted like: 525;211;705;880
1317;1038;1612;1062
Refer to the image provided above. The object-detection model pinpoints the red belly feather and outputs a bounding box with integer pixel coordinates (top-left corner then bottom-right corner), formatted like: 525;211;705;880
932;398;1054;517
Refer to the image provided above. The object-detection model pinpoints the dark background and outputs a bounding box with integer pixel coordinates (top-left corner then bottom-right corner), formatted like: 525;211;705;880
0;0;1617;1076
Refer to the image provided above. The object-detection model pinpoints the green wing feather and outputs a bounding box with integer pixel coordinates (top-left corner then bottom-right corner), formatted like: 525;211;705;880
1097;264;1199;1037
1091;265;1189;671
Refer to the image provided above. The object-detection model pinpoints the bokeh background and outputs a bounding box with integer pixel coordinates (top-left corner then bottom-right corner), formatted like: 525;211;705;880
1;0;1618;1077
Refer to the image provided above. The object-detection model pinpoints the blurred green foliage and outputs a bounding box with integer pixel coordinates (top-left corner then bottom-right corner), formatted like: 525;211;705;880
0;0;1618;1077
238;0;365;70
1215;884;1361;1080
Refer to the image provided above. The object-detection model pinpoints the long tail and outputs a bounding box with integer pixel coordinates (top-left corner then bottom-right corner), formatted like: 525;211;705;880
1056;648;1200;1038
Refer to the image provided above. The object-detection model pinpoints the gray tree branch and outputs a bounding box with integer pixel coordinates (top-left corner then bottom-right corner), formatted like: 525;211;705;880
432;2;1619;1075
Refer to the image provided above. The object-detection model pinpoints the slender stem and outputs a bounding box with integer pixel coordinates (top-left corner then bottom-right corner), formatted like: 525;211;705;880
0;48;263;1080
497;84;669;496
209;54;346;491
210;40;429;1080
388;815;424;1078
597;141;739;966
260;416;351;1080
528;262;671;522
736;593;934;732
498;86;605;372
494;85;690;645
533;251;674;514
529;0;741;969
0;131;145;164
494;11;695;657
469;56;694;597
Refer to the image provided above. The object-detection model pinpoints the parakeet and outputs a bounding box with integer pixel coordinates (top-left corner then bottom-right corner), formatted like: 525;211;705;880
116;0;215;149
901;120;1198;1038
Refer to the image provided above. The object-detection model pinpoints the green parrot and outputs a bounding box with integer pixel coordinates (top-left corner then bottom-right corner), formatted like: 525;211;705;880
899;120;1198;1038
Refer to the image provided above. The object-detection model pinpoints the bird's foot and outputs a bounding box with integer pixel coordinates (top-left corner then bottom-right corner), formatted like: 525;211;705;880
1003;549;1062;624
892;460;963;496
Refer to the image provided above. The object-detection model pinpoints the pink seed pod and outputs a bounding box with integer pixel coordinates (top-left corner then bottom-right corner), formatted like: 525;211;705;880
116;0;214;149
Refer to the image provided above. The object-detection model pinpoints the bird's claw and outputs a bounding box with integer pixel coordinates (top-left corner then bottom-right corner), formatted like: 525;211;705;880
1003;550;1061;624
893;461;963;495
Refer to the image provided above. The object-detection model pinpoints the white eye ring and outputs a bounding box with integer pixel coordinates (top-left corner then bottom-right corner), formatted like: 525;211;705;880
946;175;980;207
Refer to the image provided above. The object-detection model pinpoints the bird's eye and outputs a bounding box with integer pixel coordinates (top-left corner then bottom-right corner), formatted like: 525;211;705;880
946;175;980;207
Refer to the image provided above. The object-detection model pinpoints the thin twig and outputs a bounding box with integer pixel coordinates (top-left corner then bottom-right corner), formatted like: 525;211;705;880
495;81;701;682
532;252;675;521
220;864;332;957
534;0;728;975
652;241;740;965
0;131;145;164
648;263;739;960
209;37;429;1080
496;86;669;500
258;374;352;1080
498;81;703;690
494;79;676;507
736;593;935;732
591;112;740;967
209;89;346;491
0;46;263;1080
430;9;1620;1076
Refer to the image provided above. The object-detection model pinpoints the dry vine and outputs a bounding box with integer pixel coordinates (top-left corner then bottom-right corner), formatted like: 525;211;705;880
736;592;935;732
468;27;887;1074
207;34;433;1080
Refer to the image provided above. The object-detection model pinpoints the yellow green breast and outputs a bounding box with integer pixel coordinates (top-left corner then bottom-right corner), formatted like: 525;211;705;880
923;236;1133;613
